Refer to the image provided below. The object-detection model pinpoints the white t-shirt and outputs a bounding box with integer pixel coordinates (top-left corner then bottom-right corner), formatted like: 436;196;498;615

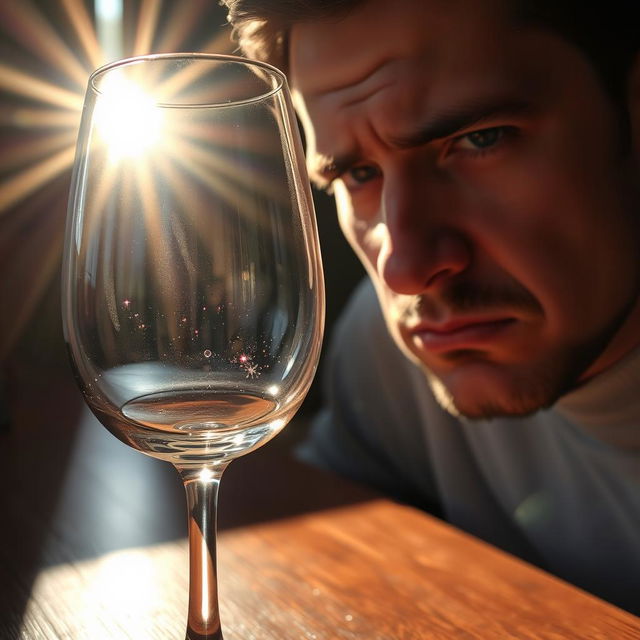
301;279;640;614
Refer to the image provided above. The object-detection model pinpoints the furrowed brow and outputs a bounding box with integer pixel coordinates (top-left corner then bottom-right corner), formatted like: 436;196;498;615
308;151;360;190
387;98;533;149
307;98;533;190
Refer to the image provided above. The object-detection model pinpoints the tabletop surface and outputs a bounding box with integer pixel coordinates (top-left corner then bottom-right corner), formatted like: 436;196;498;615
1;363;638;639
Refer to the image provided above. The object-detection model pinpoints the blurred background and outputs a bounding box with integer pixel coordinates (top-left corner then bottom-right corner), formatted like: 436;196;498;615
0;0;364;415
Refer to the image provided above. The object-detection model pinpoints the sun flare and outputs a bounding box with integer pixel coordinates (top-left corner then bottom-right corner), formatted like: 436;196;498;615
0;0;234;358
94;75;164;160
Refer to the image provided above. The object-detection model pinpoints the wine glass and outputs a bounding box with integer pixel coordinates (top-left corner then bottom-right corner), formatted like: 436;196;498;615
61;53;324;639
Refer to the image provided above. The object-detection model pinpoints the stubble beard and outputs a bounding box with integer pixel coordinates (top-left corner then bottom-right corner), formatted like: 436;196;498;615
389;281;631;421
423;351;588;420
421;306;635;420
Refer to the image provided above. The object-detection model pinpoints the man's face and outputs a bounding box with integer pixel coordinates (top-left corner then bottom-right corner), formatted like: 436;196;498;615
290;0;640;418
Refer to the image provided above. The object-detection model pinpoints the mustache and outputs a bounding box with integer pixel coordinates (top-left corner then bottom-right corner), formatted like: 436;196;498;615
399;279;542;323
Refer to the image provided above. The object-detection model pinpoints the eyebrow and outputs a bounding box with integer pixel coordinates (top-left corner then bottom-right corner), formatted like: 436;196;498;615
309;97;533;189
387;98;533;148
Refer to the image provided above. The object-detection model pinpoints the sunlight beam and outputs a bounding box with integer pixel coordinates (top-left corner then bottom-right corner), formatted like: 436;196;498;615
0;130;76;174
0;146;76;214
0;0;237;361
169;138;266;220
155;0;220;53
135;161;183;339
60;0;104;69
0;63;84;111
200;30;236;55
133;0;162;56
0;106;80;130
95;0;124;62
172;136;289;205
0;0;90;88
0;195;66;359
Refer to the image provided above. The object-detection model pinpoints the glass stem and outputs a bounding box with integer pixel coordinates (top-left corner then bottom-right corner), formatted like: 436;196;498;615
178;463;229;640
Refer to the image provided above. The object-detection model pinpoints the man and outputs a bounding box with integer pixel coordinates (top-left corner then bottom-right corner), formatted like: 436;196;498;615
221;0;640;613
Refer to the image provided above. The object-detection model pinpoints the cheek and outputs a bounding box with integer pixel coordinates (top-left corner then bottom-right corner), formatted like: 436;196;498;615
334;184;381;272
473;165;638;338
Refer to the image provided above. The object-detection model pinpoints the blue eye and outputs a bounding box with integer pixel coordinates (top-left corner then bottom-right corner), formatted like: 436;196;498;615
456;126;509;151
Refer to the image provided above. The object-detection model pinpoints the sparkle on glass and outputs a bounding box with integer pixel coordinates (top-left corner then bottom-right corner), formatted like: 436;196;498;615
244;363;259;379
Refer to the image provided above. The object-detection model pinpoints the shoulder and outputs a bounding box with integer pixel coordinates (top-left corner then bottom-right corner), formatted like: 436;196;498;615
323;278;442;452
329;278;404;378
304;279;439;503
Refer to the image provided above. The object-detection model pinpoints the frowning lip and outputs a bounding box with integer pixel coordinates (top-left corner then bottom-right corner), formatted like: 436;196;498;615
408;317;517;353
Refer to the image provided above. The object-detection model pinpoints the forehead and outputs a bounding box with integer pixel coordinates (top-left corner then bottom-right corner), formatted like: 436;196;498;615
290;0;511;94
288;0;560;169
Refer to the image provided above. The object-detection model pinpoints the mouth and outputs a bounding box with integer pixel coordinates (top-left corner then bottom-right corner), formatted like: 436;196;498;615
408;317;517;355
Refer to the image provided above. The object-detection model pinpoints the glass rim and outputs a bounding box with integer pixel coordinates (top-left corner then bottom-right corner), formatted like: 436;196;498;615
88;52;287;108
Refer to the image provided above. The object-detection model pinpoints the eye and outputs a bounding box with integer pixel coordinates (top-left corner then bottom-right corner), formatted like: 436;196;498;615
451;126;512;153
343;163;381;187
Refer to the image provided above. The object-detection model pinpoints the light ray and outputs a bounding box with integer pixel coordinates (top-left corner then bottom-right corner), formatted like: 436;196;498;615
172;118;278;157
172;135;289;205
0;185;67;359
134;160;185;345
0;106;81;130
60;0;104;69
169;138;261;216
0;146;76;214
132;0;162;56
79;156;121;245
0;1;235;359
155;0;225;54
200;29;236;55
152;34;238;105
154;152;222;250
0;129;76;173
0;63;84;111
0;0;89;88
95;0;124;61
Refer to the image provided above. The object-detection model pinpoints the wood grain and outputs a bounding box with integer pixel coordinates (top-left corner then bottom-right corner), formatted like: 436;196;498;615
1;363;638;639
7;500;640;639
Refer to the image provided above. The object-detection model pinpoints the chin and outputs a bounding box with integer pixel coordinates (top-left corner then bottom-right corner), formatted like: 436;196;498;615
392;321;603;420
423;360;574;420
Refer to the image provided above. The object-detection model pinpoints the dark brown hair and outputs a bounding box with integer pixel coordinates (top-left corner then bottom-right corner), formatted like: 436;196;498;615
220;0;363;74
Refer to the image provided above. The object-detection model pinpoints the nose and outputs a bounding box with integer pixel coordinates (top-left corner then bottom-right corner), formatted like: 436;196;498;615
377;171;472;295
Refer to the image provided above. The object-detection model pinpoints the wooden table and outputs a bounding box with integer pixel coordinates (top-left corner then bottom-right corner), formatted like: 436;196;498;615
1;362;639;639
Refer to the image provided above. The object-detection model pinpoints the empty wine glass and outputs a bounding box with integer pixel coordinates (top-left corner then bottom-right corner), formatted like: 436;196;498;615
62;53;324;639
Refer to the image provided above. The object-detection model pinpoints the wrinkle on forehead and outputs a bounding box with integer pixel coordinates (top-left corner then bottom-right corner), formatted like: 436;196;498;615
289;0;528;183
289;0;434;96
289;0;508;95
336;60;397;108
